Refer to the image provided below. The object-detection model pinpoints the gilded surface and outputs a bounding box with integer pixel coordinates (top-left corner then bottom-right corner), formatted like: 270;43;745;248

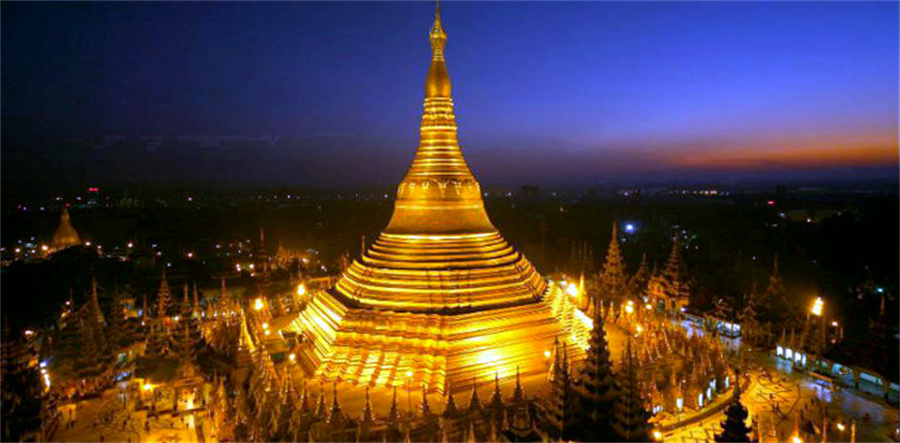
287;7;585;393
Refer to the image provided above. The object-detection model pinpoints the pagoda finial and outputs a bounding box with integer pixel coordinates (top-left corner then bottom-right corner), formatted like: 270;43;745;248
424;0;450;98
431;0;446;50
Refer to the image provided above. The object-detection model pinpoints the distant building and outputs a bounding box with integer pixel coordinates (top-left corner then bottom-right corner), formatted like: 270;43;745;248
50;207;82;252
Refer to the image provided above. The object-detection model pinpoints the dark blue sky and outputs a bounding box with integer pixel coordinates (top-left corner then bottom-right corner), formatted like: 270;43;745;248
2;1;897;188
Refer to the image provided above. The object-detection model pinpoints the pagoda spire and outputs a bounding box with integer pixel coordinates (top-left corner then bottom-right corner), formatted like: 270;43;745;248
489;372;504;425
361;386;374;425
600;220;627;303
509;365;534;440
383;0;493;235
611;337;653;442
157;269;172;318
88;276;105;326
182;281;191;316
192;282;201;318
513;366;524;403
388;386;401;424
300;382;311;414
575;286;617;441
443;382;460;419
547;340;575;440
315;388;327;419
467;378;482;413
328;382;344;425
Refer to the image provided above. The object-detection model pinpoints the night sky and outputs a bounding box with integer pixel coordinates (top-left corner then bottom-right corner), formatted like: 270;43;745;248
2;1;897;190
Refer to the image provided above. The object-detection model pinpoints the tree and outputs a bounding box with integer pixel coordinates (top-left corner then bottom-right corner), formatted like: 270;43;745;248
714;378;754;442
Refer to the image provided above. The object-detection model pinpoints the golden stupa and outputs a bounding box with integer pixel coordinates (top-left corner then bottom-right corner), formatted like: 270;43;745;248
50;206;82;252
289;5;585;393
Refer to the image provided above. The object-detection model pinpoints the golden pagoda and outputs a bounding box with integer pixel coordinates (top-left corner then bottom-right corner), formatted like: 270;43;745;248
50;206;82;252
288;5;585;393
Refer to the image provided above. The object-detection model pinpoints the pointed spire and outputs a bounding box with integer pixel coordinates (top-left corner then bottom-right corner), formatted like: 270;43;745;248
468;378;481;413
361;386;374;425
157;268;171;318
182;280;191;315
513;366;524;403
600;220;627;302
89;276;105;326
443;383;460;419
429;0;447;63
192;282;201;318
612;336;653;442
300;382;311;414
328;381;343;425
388;385;400;424
315;388;327;418
383;0;495;235
490;372;504;424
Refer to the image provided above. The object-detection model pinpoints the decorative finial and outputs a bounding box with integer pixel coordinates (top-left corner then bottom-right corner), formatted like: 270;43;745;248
430;0;447;56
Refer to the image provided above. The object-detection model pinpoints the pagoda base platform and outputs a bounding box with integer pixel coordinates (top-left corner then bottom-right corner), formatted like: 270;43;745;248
286;283;588;394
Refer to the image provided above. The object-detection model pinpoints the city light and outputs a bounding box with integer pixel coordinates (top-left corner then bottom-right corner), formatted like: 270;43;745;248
566;282;579;298
544;350;551;358
254;298;264;311
791;436;803;443
289;353;296;363
836;423;845;431
143;383;153;391
297;283;307;297
625;300;635;314
624;223;635;233
653;430;662;441
811;297;824;316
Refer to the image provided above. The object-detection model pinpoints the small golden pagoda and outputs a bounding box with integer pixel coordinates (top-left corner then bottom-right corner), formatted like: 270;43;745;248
50;206;82;252
289;5;584;393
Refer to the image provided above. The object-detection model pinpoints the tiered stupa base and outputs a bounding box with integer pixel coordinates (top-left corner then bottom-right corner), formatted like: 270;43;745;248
289;284;586;394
